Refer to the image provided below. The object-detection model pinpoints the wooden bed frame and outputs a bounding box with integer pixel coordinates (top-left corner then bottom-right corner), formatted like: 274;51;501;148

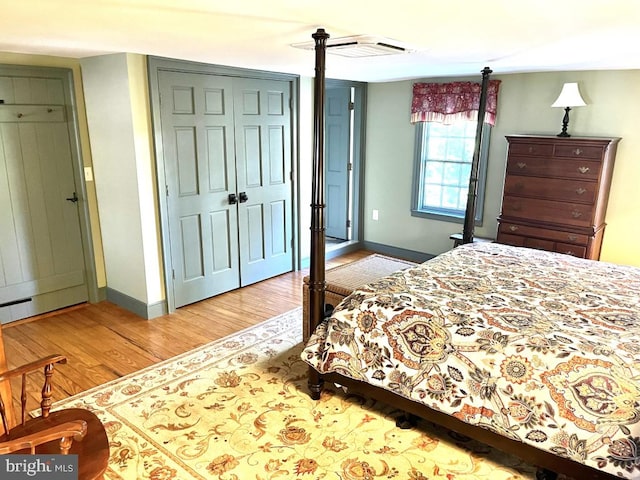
304;28;618;480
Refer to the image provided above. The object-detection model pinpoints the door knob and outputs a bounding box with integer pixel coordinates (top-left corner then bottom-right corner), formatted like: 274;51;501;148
239;192;248;203
228;193;238;205
66;192;79;203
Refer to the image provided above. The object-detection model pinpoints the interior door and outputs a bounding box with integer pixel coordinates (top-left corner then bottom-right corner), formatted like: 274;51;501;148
158;71;293;307
325;87;351;240
233;78;293;285
0;73;87;323
158;71;240;307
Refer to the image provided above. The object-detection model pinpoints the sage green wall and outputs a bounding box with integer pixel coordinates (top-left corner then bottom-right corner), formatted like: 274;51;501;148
365;70;640;266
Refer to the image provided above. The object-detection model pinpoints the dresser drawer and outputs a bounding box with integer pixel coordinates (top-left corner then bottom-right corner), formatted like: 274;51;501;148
498;222;589;245
508;142;554;157
553;144;606;160
503;175;596;203
496;232;525;247
555;243;587;257
506;157;601;180
502;196;595;228
524;237;554;251
496;232;588;258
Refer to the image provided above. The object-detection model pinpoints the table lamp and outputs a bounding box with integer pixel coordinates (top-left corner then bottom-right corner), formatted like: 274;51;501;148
551;82;586;137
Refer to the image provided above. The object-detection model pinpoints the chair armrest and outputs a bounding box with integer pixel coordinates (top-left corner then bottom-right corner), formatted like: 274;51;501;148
0;354;68;428
0;419;87;454
0;354;67;383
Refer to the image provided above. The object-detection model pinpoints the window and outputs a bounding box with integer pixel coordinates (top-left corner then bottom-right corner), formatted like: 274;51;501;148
411;120;490;223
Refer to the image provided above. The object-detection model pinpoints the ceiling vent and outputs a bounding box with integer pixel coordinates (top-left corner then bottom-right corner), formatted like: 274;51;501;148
292;35;415;58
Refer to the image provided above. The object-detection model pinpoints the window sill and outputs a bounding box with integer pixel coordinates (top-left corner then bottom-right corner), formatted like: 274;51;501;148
410;209;483;226
411;208;464;223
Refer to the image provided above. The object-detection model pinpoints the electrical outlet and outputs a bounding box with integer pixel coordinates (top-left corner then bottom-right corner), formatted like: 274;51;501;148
372;209;379;221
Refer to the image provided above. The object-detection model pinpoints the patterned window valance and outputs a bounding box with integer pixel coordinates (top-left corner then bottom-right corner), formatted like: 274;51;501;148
410;80;501;125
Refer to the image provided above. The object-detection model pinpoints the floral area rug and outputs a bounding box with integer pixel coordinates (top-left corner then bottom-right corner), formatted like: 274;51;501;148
54;307;538;479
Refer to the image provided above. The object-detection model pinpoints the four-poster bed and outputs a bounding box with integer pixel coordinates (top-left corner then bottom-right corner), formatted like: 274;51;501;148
303;28;639;480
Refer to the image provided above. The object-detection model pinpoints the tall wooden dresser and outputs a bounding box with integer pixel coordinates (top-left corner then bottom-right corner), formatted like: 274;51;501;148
497;135;620;260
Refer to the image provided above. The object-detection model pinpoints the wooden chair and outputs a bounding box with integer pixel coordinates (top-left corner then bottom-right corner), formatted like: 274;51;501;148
0;324;109;479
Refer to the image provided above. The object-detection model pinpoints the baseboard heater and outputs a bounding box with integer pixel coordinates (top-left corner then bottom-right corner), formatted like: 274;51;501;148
0;297;32;308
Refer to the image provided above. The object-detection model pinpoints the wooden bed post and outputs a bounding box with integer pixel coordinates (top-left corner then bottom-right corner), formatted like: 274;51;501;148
307;28;329;400
462;66;492;244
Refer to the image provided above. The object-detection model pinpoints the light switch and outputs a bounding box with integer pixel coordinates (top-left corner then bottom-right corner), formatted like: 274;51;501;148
84;166;93;182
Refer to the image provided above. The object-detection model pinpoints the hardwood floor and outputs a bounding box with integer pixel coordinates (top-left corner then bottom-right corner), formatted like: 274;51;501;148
1;250;372;406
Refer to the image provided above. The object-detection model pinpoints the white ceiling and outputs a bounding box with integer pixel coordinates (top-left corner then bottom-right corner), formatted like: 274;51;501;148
1;0;640;82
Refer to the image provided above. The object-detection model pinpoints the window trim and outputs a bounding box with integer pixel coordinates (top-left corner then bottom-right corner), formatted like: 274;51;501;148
411;121;491;225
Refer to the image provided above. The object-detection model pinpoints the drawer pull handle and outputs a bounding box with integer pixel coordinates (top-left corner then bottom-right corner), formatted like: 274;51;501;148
528;146;534;154
575;187;587;195
567;234;577;241
511;204;522;212
514;182;524;190
509;225;519;232
571;210;583;218
564;251;576;256
517;162;527;169
573;148;583;156
578;166;590;174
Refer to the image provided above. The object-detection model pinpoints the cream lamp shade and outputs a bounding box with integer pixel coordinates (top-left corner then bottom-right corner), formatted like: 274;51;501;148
552;82;586;137
552;82;586;108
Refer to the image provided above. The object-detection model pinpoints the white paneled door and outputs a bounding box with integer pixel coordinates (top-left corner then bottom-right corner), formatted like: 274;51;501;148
158;71;293;308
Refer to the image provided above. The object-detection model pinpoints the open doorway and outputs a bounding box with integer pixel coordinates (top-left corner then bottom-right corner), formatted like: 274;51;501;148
324;79;366;255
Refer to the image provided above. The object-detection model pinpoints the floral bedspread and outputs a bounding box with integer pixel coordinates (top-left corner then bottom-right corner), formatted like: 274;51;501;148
302;242;640;479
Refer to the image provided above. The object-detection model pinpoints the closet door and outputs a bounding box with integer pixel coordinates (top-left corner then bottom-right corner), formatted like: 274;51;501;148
233;78;293;285
0;73;87;323
158;71;294;308
158;71;240;307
